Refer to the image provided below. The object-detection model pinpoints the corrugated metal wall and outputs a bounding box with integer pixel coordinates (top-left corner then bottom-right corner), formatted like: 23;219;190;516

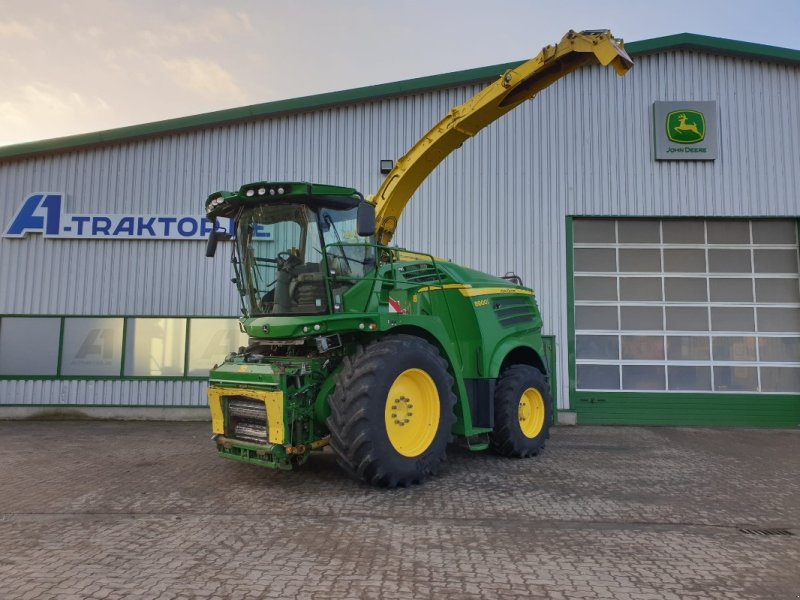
0;379;206;407
1;51;799;407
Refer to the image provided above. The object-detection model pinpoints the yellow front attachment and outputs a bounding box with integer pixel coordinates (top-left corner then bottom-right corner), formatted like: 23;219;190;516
207;387;285;444
384;368;440;457
518;388;546;439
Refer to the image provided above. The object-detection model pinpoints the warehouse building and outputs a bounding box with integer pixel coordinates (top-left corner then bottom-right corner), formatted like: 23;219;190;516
1;33;798;426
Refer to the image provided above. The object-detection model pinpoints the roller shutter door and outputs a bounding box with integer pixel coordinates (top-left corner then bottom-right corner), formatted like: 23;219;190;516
570;218;800;426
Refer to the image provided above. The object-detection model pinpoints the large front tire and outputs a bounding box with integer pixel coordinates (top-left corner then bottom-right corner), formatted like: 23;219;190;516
326;335;456;487
490;365;552;458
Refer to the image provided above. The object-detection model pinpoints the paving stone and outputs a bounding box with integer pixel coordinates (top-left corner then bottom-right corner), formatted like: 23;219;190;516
0;422;797;599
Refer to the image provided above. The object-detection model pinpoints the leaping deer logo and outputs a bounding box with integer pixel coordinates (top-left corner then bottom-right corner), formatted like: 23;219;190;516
666;109;705;144
674;113;700;136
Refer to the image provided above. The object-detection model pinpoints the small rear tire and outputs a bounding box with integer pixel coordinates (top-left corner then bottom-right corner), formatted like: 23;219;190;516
490;365;551;458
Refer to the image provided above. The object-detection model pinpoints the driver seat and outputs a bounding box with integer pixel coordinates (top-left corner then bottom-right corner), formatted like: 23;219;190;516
290;267;326;312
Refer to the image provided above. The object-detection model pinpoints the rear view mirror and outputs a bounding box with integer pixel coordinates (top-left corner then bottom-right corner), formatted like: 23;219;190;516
205;229;219;257
205;227;231;258
357;201;376;237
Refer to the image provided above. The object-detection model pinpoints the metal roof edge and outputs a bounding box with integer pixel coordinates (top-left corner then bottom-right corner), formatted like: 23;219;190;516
0;62;511;162
626;32;800;64
1;32;798;162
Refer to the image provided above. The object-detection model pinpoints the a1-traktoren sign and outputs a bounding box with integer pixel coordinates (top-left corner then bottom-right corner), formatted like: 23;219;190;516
3;193;237;240
653;101;718;160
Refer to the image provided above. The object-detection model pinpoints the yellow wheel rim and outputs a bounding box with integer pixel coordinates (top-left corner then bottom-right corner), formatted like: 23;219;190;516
518;388;545;439
384;368;440;457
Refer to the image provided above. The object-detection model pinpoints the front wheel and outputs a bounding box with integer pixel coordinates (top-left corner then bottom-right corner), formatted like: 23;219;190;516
490;365;552;457
326;335;456;487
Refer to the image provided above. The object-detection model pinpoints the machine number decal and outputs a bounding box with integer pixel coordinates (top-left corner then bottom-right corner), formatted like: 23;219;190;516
474;299;490;307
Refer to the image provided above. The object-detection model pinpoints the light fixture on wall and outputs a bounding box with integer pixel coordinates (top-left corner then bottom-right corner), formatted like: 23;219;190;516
379;159;393;174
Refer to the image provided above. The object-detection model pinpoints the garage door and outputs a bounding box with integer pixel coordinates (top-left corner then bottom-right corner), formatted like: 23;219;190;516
570;218;800;426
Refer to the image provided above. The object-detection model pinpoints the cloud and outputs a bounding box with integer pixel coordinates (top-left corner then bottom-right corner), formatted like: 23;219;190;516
0;53;21;72
70;25;104;44
161;57;246;102
139;8;252;49
18;83;109;116
0;20;35;39
0;83;111;145
0;100;27;129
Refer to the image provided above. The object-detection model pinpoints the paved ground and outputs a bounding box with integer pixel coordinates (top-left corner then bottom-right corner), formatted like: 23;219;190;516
0;422;797;600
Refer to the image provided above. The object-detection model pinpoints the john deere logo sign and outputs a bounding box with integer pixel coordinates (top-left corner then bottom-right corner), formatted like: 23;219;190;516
654;101;717;160
666;110;705;144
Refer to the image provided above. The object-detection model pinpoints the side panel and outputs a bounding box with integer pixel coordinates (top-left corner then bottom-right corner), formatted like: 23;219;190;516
463;378;495;429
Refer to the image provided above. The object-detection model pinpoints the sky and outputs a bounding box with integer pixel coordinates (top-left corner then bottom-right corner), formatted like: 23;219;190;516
1;0;799;148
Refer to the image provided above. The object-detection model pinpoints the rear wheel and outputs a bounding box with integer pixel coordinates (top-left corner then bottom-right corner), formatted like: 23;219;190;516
326;335;456;487
490;365;551;457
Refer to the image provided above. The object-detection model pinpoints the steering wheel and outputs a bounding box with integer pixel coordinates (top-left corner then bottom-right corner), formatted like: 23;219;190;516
276;251;294;270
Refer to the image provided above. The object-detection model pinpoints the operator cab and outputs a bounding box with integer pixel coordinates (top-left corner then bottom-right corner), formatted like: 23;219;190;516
204;182;376;317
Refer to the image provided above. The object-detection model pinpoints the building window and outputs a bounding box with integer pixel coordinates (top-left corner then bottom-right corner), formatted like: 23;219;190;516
573;219;800;393
187;319;248;376
61;318;124;376
124;318;187;377
0;317;60;376
0;316;247;380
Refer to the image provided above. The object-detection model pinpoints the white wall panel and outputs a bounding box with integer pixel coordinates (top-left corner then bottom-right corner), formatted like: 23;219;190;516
0;379;207;406
1;51;798;407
